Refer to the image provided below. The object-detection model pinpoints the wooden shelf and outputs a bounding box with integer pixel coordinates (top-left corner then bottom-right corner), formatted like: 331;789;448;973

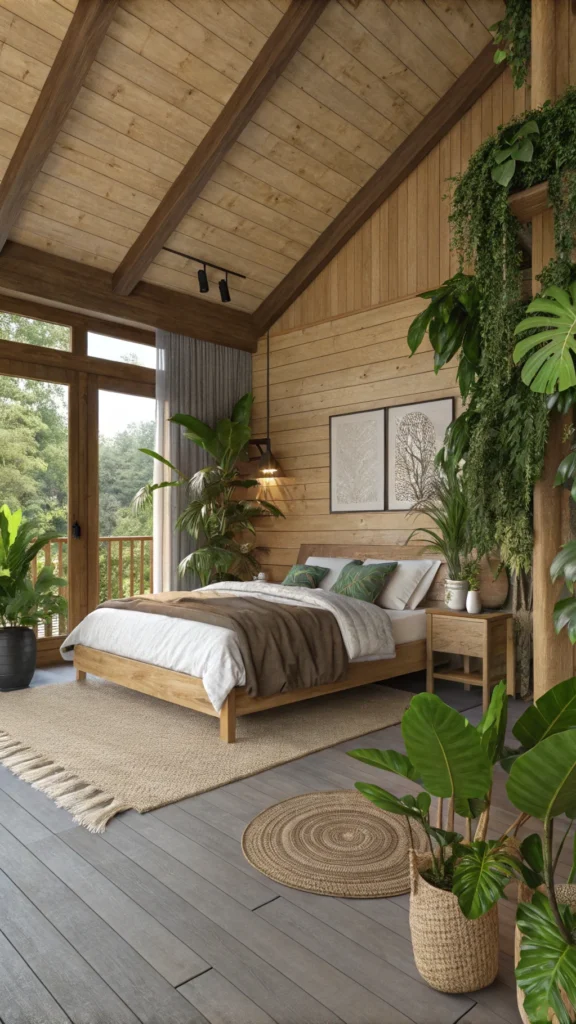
433;669;483;686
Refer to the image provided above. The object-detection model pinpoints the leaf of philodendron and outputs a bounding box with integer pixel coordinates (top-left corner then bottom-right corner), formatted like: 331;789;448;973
347;748;419;780
520;834;544;876
513;676;576;748
452;841;518;919
401;693;491;801
507;730;576;821
407;306;433;354
476;680;508;764
516;892;576;1024
492;158;516;187
554;598;576;644
354;783;421;821
551;543;576;588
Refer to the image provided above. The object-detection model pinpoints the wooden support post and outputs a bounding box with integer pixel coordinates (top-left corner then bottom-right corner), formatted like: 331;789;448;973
530;0;573;697
220;689;236;743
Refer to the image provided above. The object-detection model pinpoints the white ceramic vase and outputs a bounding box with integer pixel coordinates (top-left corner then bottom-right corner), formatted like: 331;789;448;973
466;590;482;615
444;579;468;611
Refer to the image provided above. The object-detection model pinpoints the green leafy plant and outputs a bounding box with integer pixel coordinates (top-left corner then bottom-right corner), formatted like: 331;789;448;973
492;121;539;187
407;273;481;400
491;0;531;89
506;728;576;1023
0;504;66;628
462;557;481;591
349;685;524;917
135;393;284;586
407;460;469;580
514;281;576;393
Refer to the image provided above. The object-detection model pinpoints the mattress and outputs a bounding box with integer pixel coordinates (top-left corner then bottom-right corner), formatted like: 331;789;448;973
354;609;426;661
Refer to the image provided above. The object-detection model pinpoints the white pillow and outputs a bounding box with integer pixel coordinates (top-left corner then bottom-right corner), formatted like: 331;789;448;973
364;558;433;611
406;560;442;609
304;556;362;591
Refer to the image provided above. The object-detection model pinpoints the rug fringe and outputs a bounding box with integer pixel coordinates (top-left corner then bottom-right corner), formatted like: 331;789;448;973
0;730;130;832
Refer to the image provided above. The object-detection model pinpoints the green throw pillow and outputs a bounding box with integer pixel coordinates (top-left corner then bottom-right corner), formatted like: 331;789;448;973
282;564;330;588
331;561;398;603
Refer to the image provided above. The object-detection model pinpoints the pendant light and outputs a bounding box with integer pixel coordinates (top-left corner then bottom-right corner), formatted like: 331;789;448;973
257;330;282;477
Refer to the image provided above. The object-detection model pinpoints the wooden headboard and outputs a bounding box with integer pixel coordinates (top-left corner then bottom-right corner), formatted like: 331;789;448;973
296;544;508;609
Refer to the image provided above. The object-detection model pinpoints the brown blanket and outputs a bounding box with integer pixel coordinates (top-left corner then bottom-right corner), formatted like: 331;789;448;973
100;591;348;698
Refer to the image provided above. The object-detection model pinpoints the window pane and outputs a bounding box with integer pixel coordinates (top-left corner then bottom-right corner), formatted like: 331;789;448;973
98;390;155;600
88;332;156;368
0;310;70;350
0;373;69;636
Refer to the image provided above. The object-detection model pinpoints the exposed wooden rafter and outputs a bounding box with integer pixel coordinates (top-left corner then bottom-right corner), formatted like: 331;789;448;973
0;0;119;253
253;41;504;336
0;243;258;352
111;0;330;298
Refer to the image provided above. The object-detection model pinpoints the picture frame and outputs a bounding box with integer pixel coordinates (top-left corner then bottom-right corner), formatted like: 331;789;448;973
385;397;455;511
329;408;386;513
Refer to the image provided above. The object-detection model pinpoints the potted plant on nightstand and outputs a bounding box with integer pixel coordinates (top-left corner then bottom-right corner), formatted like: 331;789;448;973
0;505;67;691
409;460;470;610
463;558;481;614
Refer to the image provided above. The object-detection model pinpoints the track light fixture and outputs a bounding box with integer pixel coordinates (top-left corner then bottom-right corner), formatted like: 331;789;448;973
162;246;245;303
219;273;231;303
197;264;209;293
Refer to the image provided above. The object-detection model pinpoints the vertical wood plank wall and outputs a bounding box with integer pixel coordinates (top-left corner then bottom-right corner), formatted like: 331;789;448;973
251;69;527;581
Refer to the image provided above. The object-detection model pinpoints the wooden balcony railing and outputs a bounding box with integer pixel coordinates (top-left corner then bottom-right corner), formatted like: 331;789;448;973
31;535;153;638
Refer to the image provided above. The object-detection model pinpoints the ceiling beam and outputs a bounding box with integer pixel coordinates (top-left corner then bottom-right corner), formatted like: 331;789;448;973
111;0;330;297
0;243;258;352
253;41;505;336
0;0;119;253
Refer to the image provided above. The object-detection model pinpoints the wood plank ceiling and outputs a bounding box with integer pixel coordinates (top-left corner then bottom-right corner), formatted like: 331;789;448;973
0;0;504;335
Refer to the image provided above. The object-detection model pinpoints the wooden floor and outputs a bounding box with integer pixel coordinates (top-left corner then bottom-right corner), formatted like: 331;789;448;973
0;667;525;1024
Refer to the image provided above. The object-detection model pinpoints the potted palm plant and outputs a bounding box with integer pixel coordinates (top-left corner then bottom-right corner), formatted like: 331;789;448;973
0;505;67;691
408;459;470;609
136;393;284;586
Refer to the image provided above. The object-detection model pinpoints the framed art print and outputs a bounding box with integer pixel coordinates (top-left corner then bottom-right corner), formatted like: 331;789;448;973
386;397;454;510
330;408;385;512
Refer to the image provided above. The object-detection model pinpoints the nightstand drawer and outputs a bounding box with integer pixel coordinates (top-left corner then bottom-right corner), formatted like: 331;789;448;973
432;617;485;657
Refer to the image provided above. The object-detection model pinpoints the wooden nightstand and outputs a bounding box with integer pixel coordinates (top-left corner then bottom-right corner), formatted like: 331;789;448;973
425;608;515;712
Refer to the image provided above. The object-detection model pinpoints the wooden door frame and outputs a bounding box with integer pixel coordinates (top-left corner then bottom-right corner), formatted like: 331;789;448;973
0;301;155;663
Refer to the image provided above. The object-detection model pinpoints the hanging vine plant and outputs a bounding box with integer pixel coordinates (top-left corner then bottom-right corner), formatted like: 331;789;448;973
412;89;576;580
491;0;531;89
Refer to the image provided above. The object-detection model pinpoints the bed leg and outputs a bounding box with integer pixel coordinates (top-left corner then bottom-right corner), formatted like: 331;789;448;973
220;690;236;743
76;668;86;682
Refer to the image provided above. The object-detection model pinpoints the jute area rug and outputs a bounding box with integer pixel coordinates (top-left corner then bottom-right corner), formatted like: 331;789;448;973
242;790;428;898
0;679;410;832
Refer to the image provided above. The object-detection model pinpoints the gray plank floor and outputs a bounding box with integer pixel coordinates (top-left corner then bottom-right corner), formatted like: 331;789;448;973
0;666;525;1024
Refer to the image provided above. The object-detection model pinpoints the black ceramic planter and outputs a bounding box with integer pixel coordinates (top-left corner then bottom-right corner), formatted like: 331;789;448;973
0;627;37;691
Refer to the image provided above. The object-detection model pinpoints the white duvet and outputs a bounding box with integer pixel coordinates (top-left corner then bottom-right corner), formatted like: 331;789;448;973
61;581;396;712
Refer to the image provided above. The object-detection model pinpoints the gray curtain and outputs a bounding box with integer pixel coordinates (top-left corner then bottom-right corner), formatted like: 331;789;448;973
153;332;251;592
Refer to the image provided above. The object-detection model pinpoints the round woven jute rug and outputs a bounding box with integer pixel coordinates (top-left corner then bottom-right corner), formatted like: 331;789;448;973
241;789;427;898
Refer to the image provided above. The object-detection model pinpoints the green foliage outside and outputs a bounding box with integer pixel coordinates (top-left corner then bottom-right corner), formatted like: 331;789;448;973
0;312;154;608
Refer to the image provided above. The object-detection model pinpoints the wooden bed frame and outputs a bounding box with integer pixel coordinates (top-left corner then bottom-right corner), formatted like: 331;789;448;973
72;544;462;743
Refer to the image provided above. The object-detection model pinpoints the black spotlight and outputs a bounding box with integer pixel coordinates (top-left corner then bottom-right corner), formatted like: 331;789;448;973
219;274;231;303
197;265;209;293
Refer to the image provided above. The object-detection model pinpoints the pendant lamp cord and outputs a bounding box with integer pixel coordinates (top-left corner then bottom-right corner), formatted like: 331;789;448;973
266;329;270;452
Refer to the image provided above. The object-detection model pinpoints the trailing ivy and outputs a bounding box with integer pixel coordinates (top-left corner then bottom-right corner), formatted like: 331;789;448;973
492;0;531;89
446;89;576;575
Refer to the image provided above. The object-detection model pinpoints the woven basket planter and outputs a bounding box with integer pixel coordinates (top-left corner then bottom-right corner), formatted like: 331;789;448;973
515;882;576;1024
409;850;499;993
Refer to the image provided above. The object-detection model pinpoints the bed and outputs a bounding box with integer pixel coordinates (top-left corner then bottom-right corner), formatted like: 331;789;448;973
64;544;450;743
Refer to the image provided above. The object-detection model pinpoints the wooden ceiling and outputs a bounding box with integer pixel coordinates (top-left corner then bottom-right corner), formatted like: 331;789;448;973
0;0;504;344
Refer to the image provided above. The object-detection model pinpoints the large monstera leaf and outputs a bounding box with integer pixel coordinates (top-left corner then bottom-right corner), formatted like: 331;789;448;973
516;892;576;1024
452;840;518;919
401;693;491;801
513;283;576;393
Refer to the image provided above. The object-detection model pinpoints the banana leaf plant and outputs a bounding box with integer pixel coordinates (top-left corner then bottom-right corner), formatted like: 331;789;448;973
0;505;67;628
348;685;526;918
134;393;284;586
407;272;481;400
